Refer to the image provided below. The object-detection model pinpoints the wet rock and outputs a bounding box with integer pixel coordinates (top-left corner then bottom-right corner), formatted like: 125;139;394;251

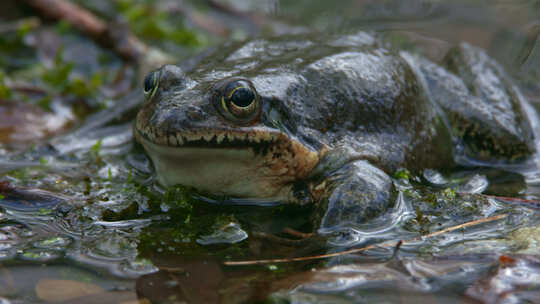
466;255;540;303
0;181;68;211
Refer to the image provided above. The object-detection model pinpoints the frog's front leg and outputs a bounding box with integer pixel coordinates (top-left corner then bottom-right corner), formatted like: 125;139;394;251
312;159;396;234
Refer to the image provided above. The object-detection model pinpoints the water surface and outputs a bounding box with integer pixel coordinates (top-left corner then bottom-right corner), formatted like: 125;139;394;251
0;0;539;303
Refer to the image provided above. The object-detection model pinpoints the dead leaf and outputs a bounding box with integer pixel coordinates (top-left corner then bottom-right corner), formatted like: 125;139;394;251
35;279;104;303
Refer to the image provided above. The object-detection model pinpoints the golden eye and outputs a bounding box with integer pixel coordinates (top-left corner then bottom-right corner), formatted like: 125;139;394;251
143;71;160;98
223;86;256;118
219;80;260;122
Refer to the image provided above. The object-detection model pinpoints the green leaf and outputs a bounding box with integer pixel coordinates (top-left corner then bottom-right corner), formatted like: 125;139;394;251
0;73;12;99
37;95;53;112
91;139;103;156
394;168;411;180
42;62;74;88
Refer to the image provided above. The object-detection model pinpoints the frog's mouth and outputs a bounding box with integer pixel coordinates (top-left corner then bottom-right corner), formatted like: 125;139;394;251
134;124;285;155
136;126;282;154
134;125;321;201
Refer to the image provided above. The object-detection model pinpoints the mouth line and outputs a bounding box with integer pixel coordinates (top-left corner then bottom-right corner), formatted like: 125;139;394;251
135;127;282;155
171;134;275;155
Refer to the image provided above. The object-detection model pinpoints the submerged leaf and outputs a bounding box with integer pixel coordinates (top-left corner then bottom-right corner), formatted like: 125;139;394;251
35;279;104;302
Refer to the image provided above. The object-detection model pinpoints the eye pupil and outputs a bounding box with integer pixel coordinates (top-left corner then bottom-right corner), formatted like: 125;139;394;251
143;72;155;93
216;79;260;122
231;87;254;107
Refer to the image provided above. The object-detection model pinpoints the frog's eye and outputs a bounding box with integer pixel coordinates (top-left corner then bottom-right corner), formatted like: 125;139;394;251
143;71;160;98
219;79;260;122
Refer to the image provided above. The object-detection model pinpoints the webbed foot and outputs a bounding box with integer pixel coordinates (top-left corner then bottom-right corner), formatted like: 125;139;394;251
315;160;395;234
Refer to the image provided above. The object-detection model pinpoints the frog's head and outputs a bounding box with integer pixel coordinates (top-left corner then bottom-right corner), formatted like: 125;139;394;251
135;65;321;202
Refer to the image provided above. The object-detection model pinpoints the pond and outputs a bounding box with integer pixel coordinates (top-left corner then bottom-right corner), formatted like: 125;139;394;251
0;0;539;303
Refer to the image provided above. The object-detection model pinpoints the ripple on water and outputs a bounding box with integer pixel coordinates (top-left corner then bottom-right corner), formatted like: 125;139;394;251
32;236;72;251
423;169;448;185
87;232;138;260
466;255;540;303
20;249;62;262
119;258;159;277
196;222;248;245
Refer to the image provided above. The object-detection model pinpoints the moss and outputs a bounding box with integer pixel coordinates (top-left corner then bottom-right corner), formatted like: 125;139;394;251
102;202;140;221
441;187;457;199
394;168;411;180
115;0;201;47
36;95;52;111
0;72;12;99
91;139;102;156
42;51;74;88
16;19;37;38
55;20;73;35
164;185;198;209
127;168;133;183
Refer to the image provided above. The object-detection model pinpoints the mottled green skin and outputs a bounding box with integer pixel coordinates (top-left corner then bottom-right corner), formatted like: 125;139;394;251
136;32;536;233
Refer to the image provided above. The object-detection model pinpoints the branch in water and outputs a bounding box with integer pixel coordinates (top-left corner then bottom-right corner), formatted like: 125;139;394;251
21;0;146;62
224;213;509;266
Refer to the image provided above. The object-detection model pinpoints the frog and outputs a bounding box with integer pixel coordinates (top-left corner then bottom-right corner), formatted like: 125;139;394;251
134;32;536;234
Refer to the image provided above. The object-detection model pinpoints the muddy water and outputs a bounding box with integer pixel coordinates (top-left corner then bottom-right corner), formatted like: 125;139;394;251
0;0;539;303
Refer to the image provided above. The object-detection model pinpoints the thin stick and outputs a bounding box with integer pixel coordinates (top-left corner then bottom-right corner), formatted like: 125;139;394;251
7;84;47;95
282;227;314;239
223;213;508;266
224;243;381;266
164;3;229;36
409;213;508;240
484;195;540;205
207;0;265;27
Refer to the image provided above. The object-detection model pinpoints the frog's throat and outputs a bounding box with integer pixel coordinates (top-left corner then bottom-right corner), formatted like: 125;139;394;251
134;125;321;200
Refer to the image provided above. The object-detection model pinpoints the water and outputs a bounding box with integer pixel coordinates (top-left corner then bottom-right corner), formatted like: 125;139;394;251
0;0;539;303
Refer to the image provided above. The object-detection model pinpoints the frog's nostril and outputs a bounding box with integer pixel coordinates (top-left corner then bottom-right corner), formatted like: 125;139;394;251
186;106;206;121
158;65;186;91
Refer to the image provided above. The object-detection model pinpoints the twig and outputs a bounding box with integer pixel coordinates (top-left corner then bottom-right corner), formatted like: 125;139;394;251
391;240;403;259
7;83;48;95
164;2;229;36
412;213;507;239
515;23;540;66
223;213;509;266
484;195;540;205
252;231;306;247
282;227;314;239
224;243;381;266
207;0;251;17
207;0;266;28
21;0;146;62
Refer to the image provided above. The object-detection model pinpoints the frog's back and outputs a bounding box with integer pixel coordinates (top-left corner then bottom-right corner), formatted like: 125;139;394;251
193;32;536;172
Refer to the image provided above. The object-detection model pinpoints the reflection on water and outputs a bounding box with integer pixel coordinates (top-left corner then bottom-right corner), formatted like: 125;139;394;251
0;0;538;303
